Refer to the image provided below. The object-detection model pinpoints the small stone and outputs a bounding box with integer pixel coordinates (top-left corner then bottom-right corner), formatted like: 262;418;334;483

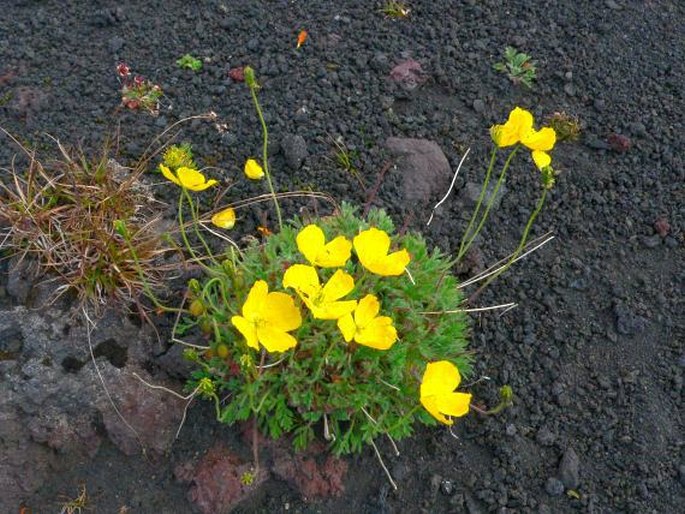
593;99;606;112
614;304;648;335
563;83;576;96
654;218;670;237
605;0;622;9
472;99;485;113
505;424;517;437
463;182;506;209
545;478;565;496
280;134;308;170
440;479;454;496
678;464;685;486
536;426;556;446
108;36;125;53
558;447;580;489
642;235;661;248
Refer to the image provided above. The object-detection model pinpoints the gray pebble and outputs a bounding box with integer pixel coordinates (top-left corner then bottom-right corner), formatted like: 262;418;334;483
472;99;485;113
545;477;565;496
642;235;661;248
558;447;580;489
536;426;556;446
280;134;308;170
440;479;455;496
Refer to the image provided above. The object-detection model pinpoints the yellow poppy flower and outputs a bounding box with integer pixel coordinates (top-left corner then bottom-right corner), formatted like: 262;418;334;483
159;164;218;191
521;127;556;152
490;107;534;148
244;158;265;180
296;224;352;268
531;150;552;170
282;264;357;320
353;228;410;276
211;207;236;229
420;361;472;425
337;294;397;350
231;280;302;353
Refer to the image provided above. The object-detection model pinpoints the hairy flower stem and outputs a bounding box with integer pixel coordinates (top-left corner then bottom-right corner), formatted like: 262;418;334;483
455;147;519;264
472;188;547;297
177;192;214;275
248;83;283;230
181;188;219;267
456;147;497;260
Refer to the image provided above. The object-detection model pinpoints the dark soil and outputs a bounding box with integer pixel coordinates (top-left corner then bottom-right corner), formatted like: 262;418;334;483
1;1;683;513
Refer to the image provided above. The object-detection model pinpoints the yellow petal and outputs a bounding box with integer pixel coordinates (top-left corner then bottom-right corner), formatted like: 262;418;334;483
309;299;357;320
242;280;269;320
435;392;472;418
296;225;326;266
176;167;217;191
265;291;302;332
355;316;397;350
283;264;320;298
211;207;236;229
354;228;390;265
420;361;462;399
420;395;452;425
231;315;259;350
491;107;534;147
506;107;534;138
159;163;181;186
244;158;264;180
532;150;552;170
354;294;380;328
377;249;411;276
317;235;352;268
257;325;298;353
521;127;556;151
321;269;355;303
337;313;356;342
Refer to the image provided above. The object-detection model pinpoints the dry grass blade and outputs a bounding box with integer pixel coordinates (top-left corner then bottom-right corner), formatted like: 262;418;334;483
0;131;179;316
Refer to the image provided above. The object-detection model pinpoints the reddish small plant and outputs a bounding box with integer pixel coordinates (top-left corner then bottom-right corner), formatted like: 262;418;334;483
117;62;163;115
607;133;632;152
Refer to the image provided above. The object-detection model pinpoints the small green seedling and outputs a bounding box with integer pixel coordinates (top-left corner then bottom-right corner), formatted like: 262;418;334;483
176;54;203;72
494;46;537;89
379;1;411;18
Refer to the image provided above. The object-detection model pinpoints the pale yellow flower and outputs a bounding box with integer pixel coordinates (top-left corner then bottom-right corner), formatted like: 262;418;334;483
296;224;351;268
353;228;410;276
420;361;472;425
282;264;357;320
211;207;236;229
531;150;552;170
490;107;534;148
244;158;264;180
159;164;218;191
337;294;397;350
231;280;302;353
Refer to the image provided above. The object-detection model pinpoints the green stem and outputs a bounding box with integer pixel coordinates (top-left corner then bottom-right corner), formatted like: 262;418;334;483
455;146;519;263
181;187;219;268
249;85;283;230
457;147;497;259
177;191;213;275
475;187;547;293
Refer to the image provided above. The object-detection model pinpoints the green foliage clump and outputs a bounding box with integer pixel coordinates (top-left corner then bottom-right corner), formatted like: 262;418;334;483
180;203;471;455
176;54;203;72
494;46;537;89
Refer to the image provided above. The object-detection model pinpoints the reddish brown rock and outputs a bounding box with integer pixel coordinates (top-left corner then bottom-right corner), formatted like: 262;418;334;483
271;441;348;500
175;444;266;514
